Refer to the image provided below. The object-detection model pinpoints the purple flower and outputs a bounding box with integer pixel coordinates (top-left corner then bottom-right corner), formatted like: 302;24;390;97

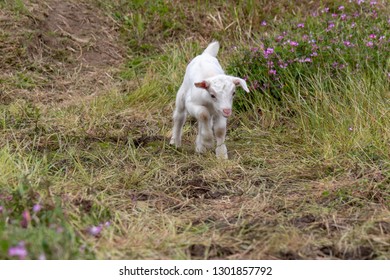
261;21;267;26
344;41;353;47
269;69;277;75
369;34;376;39
332;62;339;68
297;23;304;28
0;206;3;214
278;61;288;68
89;225;103;236
251;47;259;52
366;41;374;47
379;36;385;41
104;221;111;227
310;52;318;57
322;7;329;13
332;13;338;18
348;127;353;131
370;1;377;6
21;210;31;228
341;14;347;21
33;204;42;213
8;242;28;259
276;35;284;42
267;60;274;67
304;58;312;63
289;41;299;47
327;22;335;31
39;253;46;260
338;6;344;11
351;22;356;28
263;48;274;58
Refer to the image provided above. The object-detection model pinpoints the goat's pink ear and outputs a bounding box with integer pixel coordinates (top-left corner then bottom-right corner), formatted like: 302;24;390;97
233;78;250;93
194;81;209;89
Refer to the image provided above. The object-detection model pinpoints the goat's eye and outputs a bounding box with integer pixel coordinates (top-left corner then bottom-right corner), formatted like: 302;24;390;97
210;94;216;99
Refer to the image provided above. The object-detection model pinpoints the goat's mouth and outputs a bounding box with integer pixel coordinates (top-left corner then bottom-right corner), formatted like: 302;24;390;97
221;112;232;118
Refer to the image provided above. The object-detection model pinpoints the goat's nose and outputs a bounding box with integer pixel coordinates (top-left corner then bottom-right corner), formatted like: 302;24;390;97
222;109;232;116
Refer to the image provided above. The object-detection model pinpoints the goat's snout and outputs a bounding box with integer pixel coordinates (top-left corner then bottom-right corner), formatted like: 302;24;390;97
222;108;232;117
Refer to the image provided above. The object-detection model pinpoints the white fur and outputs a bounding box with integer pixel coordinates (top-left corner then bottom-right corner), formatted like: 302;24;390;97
170;41;249;159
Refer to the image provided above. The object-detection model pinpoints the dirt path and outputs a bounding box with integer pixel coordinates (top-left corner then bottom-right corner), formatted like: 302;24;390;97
1;0;124;104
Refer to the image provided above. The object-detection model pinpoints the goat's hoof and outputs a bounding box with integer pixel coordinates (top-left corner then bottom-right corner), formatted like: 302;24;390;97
216;145;228;159
169;138;181;148
195;145;207;154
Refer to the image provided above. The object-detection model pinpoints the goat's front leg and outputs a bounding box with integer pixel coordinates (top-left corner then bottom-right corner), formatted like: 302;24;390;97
213;116;228;159
187;105;213;153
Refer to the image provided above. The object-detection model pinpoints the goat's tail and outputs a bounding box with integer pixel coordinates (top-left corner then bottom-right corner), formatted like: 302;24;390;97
203;41;220;57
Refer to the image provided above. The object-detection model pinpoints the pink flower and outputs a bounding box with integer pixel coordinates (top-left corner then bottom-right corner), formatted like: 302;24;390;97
369;34;376;39
276;35;284;42
344;41;353;47
351;22;356;28
297;23;304;28
263;48;274;59
338;6;344;11
341;14;347;21
278;61;288;68
89;225;103;236
0;206;3;214
310;52;318;57
366;41;374;47
261;21;267;26
8;242;28;259
327;22;335;31
33;204;42;213
269;69;277;75
370;1;377;6
289;41;299;47
21;210;31;228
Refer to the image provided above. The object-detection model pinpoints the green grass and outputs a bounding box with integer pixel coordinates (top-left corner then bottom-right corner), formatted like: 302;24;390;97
0;0;389;260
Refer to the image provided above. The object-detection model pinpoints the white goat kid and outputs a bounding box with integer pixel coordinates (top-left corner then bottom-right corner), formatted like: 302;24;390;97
170;42;249;159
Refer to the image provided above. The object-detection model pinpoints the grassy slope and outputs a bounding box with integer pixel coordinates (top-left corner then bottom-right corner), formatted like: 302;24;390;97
0;0;389;259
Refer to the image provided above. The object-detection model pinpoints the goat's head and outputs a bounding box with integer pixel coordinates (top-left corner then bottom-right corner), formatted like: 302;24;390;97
194;75;249;118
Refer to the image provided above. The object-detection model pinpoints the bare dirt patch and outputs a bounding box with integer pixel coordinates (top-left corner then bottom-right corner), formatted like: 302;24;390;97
1;0;124;104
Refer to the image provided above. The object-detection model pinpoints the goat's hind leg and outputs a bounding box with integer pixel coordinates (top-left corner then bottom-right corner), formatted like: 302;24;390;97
170;87;187;148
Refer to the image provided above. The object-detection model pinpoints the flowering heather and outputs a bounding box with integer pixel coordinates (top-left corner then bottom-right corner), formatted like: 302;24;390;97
229;0;390;104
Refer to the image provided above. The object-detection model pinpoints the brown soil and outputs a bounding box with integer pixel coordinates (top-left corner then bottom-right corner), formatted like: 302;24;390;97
1;0;124;104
